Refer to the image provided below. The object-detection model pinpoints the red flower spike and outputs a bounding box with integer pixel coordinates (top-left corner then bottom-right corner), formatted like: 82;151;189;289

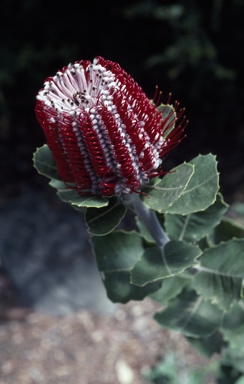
35;56;186;196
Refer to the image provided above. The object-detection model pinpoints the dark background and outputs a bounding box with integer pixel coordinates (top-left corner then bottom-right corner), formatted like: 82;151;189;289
0;0;244;203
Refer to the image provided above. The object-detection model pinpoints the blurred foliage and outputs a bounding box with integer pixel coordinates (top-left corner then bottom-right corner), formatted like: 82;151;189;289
123;1;244;147
144;351;219;384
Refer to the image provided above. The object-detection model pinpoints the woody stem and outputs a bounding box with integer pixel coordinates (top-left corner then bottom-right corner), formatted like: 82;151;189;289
122;193;170;247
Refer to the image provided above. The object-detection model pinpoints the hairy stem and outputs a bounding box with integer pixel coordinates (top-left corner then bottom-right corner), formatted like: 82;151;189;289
122;193;169;247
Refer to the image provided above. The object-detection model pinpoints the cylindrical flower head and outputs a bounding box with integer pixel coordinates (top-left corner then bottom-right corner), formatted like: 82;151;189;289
35;56;185;196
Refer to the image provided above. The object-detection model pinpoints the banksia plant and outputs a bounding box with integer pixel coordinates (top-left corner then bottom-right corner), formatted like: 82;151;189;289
35;56;185;197
33;56;244;384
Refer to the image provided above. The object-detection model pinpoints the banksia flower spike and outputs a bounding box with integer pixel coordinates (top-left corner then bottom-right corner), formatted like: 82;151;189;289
35;56;185;197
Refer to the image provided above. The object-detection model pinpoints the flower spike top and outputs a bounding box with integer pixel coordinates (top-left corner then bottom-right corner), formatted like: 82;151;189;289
35;56;185;196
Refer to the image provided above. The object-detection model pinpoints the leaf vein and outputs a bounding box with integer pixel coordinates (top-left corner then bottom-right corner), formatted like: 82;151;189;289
181;296;203;330
179;214;191;241
161;247;172;276
87;203;118;224
182;174;217;194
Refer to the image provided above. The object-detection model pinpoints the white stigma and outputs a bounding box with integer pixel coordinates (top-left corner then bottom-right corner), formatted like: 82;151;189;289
37;59;117;112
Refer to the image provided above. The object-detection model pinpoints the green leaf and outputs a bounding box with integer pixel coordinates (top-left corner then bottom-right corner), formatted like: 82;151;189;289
221;347;244;374
91;231;161;303
150;275;189;304
57;189;108;208
158;103;177;138
85;197;127;236
210;216;244;244
142;163;194;213
49;179;67;190
33;144;61;180
221;302;244;353
193;239;244;310
92;230;144;272
187;331;224;357
193;273;242;312
165;193;228;243
102;271;162;303
154;289;223;337
222;302;244;331
130;240;201;286
49;179;108;211
166;154;219;215
144;352;178;383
